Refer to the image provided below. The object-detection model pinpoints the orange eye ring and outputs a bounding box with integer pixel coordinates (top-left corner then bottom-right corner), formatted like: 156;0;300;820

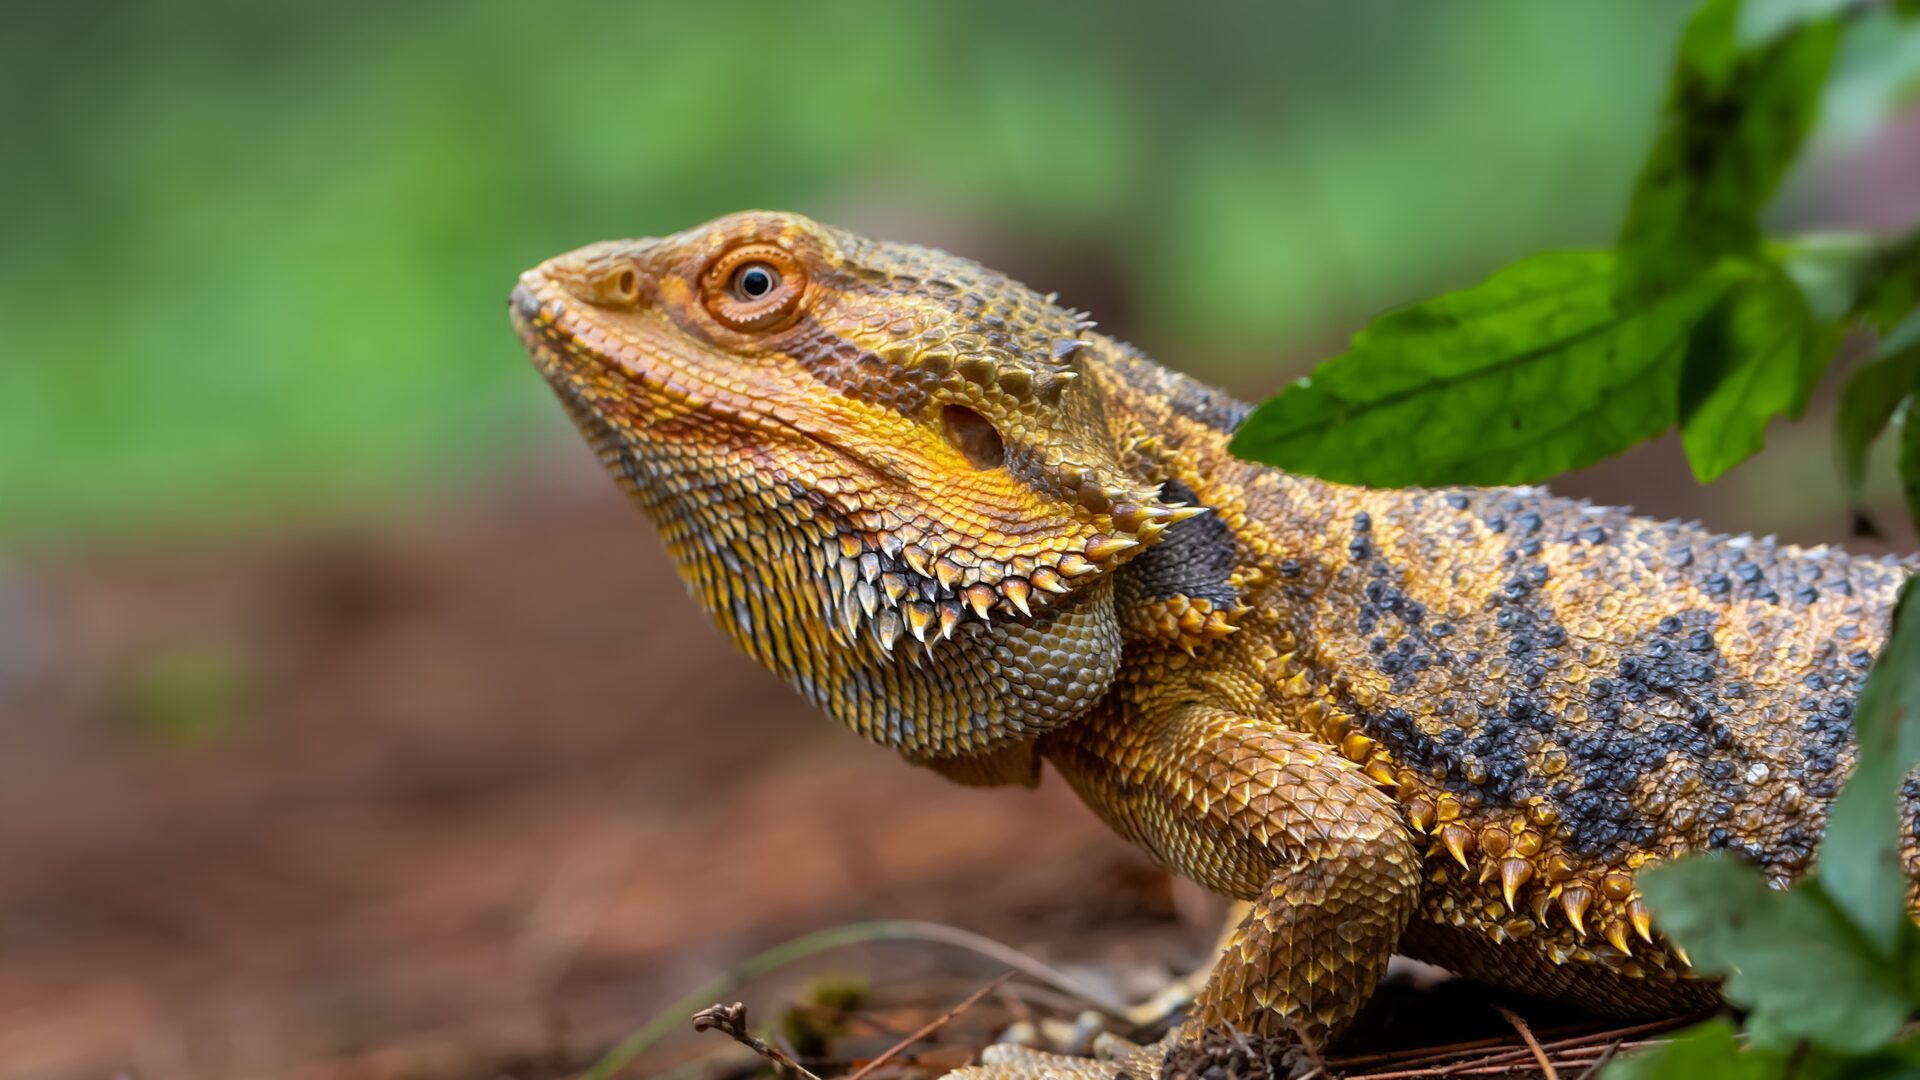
702;243;807;332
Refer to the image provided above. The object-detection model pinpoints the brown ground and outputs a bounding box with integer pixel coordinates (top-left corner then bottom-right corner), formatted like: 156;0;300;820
0;456;1209;1080
0;438;1903;1080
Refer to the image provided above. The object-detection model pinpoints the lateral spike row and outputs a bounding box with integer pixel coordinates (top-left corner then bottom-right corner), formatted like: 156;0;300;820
1406;797;1435;834
1363;757;1398;787
1561;886;1592;937
1604;921;1633;956
1628;899;1655;944
1528;888;1555;927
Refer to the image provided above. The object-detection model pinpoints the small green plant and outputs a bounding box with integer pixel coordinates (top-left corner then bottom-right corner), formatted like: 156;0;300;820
1231;0;1919;497
121;644;247;748
1231;0;1920;1074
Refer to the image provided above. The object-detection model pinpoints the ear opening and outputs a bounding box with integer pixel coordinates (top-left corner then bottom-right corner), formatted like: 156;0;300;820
942;405;1006;470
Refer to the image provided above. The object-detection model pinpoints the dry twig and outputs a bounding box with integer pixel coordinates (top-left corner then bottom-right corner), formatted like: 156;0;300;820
581;919;1132;1080
1495;1007;1557;1080
1572;1040;1621;1080
691;1002;823;1080
1335;1013;1702;1078
843;971;1014;1080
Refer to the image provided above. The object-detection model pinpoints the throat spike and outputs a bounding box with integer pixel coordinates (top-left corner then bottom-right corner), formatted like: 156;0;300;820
1003;578;1033;617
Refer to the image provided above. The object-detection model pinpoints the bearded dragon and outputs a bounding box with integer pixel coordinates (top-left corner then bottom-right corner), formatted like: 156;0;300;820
509;211;1911;1078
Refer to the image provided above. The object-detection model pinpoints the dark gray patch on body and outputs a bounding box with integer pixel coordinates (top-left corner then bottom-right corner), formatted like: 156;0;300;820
1362;492;1578;813
1559;610;1730;860
1117;478;1239;610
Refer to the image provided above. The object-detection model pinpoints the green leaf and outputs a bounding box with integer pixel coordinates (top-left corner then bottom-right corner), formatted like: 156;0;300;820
1835;311;1920;497
1903;394;1920;538
1639;853;1911;1052
1740;0;1852;47
1617;0;1840;300
1609;1027;1920;1080
1860;231;1920;335
1679;261;1832;482
1777;232;1878;323
1819;578;1920;955
1229;252;1727;487
1601;1018;1786;1080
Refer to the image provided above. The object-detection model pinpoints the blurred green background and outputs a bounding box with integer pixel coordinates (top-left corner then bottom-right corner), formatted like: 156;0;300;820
6;8;1920;1078
2;0;1726;541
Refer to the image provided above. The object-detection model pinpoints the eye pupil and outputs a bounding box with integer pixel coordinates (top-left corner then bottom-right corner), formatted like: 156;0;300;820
706;246;804;331
736;264;777;300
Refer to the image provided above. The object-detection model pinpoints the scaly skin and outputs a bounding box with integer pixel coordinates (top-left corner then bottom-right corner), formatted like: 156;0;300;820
510;211;1912;1074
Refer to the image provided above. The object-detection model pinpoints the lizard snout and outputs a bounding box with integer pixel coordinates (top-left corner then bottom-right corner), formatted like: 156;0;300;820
530;242;658;313
509;281;544;323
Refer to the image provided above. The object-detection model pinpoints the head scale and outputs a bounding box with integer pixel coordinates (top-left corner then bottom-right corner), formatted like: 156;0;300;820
510;211;1200;766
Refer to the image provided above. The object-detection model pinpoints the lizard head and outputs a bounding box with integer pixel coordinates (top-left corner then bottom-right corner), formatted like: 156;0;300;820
510;211;1198;765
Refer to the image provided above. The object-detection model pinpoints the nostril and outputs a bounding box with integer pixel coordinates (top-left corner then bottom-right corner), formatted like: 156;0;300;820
942;405;1005;470
542;250;651;309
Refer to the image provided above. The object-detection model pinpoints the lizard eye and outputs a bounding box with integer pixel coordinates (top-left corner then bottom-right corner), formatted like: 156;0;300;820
733;263;777;300
703;244;807;332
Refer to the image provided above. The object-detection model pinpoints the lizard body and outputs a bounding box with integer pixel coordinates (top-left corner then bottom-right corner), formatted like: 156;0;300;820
509;211;1912;1075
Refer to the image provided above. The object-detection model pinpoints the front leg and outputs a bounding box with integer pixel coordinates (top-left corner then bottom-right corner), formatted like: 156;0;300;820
1049;700;1421;1042
952;700;1421;1078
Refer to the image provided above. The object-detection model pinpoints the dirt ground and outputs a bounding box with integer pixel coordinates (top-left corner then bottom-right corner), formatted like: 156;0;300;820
0;441;1904;1080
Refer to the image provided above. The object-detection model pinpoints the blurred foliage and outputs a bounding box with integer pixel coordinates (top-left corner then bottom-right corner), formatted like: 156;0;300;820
0;0;1697;538
1234;0;1920;490
119;643;246;747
